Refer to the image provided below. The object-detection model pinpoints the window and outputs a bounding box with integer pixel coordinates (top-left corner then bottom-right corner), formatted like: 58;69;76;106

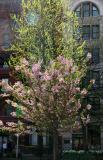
84;48;100;64
10;20;19;29
82;70;100;88
31;128;37;145
92;25;99;39
75;6;81;17
5;105;13;116
2;33;11;49
3;64;9;68
84;48;89;55
92;48;100;64
92;5;99;16
88;97;99;106
64;139;70;144
82;25;99;40
91;71;100;88
82;26;90;40
88;125;101;148
72;134;83;150
87;97;100;110
75;2;99;17
82;71;90;87
1;78;9;92
83;3;90;17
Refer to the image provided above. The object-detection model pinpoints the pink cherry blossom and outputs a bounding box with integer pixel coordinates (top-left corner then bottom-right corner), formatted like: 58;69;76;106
52;85;61;93
21;58;29;66
43;71;52;81
10;112;16;117
86;115;90;124
87;52;92;59
90;79;95;84
0;120;3;126
6;122;17;127
15;65;20;71
2;81;13;92
87;104;92;110
1;55;88;134
57;55;69;65
81;88;88;96
32;62;41;76
76;87;80;92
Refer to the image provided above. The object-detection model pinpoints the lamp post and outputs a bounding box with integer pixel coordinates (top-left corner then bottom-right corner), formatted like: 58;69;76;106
16;133;19;159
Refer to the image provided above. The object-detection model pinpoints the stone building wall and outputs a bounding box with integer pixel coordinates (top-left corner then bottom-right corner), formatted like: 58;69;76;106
68;0;103;150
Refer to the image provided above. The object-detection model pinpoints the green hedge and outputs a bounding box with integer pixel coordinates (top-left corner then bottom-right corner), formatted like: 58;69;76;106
63;151;103;160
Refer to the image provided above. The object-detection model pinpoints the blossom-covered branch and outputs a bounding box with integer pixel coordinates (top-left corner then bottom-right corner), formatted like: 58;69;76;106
1;56;90;131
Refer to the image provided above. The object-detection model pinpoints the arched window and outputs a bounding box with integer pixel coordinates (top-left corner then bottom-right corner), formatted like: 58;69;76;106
2;33;11;49
75;2;99;17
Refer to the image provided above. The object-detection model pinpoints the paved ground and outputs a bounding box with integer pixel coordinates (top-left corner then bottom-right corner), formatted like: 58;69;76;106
0;157;49;160
0;154;53;160
1;156;52;160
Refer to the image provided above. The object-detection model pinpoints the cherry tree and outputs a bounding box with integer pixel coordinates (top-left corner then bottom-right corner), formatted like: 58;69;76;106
0;0;93;159
1;55;91;160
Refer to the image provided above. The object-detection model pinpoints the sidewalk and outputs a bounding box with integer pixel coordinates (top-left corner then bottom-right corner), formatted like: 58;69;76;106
1;158;52;160
1;159;20;160
1;156;52;160
0;153;52;160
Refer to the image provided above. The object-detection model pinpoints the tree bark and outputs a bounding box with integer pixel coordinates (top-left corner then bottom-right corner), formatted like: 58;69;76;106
82;125;88;151
53;129;59;160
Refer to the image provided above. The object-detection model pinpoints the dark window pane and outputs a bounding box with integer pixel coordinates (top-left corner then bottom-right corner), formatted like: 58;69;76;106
84;48;90;54
84;48;91;59
2;33;11;49
92;25;99;39
82;71;90;87
83;3;90;17
75;6;81;17
88;97;100;105
92;5;99;16
91;71;100;88
75;3;99;18
87;97;100;110
5;106;13;116
82;26;90;40
92;48;99;64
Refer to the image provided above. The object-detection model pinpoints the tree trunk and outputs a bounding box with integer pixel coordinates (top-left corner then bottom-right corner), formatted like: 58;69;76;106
83;125;88;151
53;129;59;160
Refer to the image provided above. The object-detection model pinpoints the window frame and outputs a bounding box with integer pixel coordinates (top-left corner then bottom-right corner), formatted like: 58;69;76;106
91;70;100;88
92;48;100;64
1;78;9;93
83;2;90;17
92;4;99;16
84;47;100;64
82;25;90;40
2;33;11;49
75;2;100;17
92;25;100;39
87;97;100;111
82;25;100;40
75;5;81;17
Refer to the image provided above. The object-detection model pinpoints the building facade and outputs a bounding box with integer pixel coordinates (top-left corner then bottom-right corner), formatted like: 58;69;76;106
62;0;103;151
0;0;22;150
0;0;53;152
